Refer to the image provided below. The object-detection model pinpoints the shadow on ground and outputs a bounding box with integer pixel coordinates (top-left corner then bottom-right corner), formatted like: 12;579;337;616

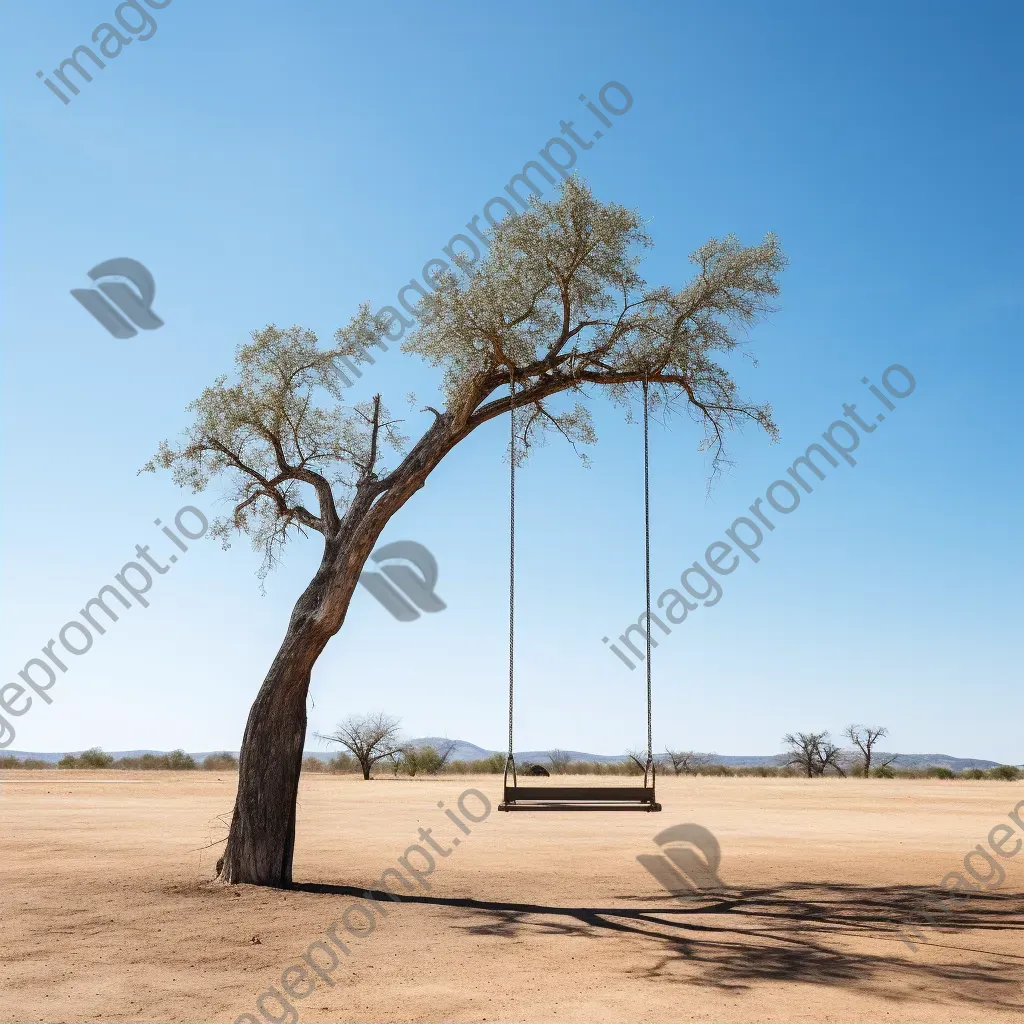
292;880;1024;1010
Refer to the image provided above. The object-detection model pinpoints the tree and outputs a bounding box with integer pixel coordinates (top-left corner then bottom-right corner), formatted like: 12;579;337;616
434;738;458;769
59;747;114;769
317;713;402;781
844;724;897;778
147;178;785;886
782;732;847;778
166;749;197;770
664;748;712;775
547;749;573;774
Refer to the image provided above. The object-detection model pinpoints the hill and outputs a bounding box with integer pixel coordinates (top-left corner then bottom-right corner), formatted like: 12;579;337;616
2;743;1008;772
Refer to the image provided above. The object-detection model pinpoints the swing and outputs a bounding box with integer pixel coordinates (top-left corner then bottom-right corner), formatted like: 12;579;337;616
498;374;662;812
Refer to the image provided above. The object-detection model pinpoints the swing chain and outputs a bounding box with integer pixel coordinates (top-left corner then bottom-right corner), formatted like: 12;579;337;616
643;376;654;786
505;367;517;788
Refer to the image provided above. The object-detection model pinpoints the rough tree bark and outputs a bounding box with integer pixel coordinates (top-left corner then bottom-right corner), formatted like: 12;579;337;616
218;415;461;885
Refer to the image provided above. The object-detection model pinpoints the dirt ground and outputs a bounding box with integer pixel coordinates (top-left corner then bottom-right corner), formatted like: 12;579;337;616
2;772;1023;1023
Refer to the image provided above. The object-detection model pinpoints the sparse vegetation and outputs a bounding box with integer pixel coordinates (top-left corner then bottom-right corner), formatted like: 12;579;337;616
6;737;1016;782
782;732;847;777
59;747;114;769
202;752;239;771
317;712;404;780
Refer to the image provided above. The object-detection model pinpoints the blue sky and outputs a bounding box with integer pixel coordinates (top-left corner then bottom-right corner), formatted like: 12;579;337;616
1;0;1021;761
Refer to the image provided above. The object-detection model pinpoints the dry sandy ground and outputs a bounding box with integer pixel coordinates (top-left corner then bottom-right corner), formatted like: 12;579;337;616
2;772;1023;1023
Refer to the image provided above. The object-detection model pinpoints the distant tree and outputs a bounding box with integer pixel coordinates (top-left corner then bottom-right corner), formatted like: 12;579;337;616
326;752;354;773
988;765;1020;781
782;732;846;778
166;749;197;771
202;752;239;771
382;749;404;776
318;712;403;780
434;738;458;769
0;756;20;769
22;758;53;769
844;725;897;778
817;736;848;776
400;745;421;776
301;755;328;773
59;747;114;769
664;748;712;775
547;749;573;774
411;746;446;775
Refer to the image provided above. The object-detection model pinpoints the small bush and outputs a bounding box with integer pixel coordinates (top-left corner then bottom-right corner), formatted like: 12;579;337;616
925;766;955;779
328;752;356;773
988;764;1020;781
166;749;196;770
59;747;114;769
202;752;238;771
415;746;445;775
0;756;21;769
301;756;328;773
467;753;506;774
21;758;54;769
872;764;896;778
961;768;987;780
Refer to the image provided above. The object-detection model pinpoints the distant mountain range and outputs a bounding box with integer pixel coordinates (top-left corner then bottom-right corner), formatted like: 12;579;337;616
3;739;1010;772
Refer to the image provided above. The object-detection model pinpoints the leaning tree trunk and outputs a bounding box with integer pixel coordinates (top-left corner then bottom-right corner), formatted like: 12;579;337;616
217;539;361;886
216;415;461;886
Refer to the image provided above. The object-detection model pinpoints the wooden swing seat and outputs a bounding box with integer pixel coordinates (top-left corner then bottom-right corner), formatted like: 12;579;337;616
499;784;661;811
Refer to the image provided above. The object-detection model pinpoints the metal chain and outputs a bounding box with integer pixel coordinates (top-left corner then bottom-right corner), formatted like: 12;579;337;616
643;377;653;768
507;369;516;765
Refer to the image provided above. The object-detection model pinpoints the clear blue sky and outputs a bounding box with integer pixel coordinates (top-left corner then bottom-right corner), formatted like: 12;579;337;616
1;0;1021;761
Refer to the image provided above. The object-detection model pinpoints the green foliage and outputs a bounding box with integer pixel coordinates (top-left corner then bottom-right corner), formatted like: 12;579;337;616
987;764;1020;781
463;753;507;774
872;764;896;778
202;752;239;771
925;766;955;779
0;756;21;769
166;749;196;770
114;751;196;770
409;746;445;775
328;752;356;773
59;747;114;769
147;179;786;573
21;758;53;769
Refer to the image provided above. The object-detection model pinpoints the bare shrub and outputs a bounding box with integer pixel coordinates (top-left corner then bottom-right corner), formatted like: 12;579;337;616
317;713;403;780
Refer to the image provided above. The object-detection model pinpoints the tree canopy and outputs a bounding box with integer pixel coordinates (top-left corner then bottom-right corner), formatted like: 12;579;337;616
144;176;785;574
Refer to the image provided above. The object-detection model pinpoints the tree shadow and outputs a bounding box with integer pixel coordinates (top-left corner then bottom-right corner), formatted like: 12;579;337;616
292;880;1024;1009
